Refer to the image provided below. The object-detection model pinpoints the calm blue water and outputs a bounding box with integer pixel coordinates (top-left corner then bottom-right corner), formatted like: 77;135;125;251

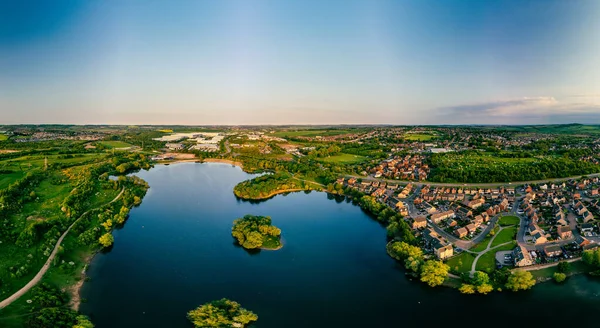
81;163;600;327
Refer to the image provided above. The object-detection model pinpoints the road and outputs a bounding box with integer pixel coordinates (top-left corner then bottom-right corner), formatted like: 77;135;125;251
0;187;125;310
427;213;502;251
346;172;600;188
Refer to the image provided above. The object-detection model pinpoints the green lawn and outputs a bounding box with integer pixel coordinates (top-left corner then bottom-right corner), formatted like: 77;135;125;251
491;227;517;247
446;252;476;274
470;226;499;252
529;260;589;280
319;153;367;164
404;133;436;141
0;170;25;189
499;215;520;226
476;242;516;273
0;134;8;141
99;140;133;148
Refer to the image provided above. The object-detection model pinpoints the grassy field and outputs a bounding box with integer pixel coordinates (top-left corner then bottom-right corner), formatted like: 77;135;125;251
17;172;73;222
476;242;517;273
404;133;436;141
499;215;520;226
319;153;367;164
272;129;358;138
491;227;517;247
0;134;8;141
446;252;476;274
99;140;133;148
0;170;25;189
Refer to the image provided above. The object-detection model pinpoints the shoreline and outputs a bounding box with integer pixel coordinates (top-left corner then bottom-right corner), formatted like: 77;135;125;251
234;188;309;201
156;157;244;168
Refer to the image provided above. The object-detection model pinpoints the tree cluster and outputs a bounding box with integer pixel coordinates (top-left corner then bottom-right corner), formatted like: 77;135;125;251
231;215;282;250
187;298;258;328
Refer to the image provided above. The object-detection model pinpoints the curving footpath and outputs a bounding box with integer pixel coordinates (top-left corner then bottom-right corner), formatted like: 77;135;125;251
0;187;125;310
470;225;515;274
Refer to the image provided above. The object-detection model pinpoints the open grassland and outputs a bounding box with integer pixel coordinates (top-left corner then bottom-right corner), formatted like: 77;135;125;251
0;154;106;172
0;134;8;141
17;172;73;223
404;133;436;141
319;153;367;164
98;140;133;148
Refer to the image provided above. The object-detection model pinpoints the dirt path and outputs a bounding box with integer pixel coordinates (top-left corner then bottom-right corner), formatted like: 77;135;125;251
0;187;125;310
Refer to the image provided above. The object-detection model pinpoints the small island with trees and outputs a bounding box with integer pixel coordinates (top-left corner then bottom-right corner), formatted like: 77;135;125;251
232;215;282;250
187;298;258;328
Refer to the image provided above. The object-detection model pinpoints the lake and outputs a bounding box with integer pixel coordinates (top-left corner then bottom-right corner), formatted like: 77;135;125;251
81;163;600;327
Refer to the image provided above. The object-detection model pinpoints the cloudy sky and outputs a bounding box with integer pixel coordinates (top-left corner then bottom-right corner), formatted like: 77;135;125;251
1;0;599;125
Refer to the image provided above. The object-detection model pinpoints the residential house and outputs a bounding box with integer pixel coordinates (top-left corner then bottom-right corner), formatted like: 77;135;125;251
544;245;563;258
557;226;573;240
411;216;427;230
513;246;533;267
455;227;468;238
466;223;478;234
581;223;595;233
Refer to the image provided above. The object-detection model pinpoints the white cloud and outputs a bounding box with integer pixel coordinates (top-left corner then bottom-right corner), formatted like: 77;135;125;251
437;96;600;123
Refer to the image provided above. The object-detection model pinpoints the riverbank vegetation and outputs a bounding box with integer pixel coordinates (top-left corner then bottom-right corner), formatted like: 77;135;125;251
0;151;150;327
386;242;449;287
187;298;258;328
232;215;282;250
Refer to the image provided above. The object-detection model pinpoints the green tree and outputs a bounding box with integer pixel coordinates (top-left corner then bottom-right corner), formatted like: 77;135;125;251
243;231;264;249
386;241;424;273
73;315;94;328
459;284;476;294
505;270;536;291
557;261;571;273
99;233;114;248
582;249;600;267
553;272;567;283
472;271;490;286
476;283;494;294
420;260;449;287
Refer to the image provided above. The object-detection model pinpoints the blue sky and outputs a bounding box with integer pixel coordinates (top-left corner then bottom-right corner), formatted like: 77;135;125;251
1;0;599;125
